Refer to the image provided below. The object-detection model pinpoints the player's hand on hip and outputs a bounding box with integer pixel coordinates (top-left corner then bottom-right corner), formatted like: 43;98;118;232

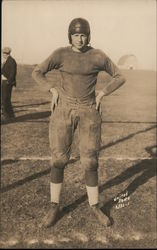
50;88;59;112
96;90;104;115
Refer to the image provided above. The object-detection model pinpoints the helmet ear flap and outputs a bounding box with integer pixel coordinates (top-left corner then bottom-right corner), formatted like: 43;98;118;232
68;32;72;44
87;33;91;44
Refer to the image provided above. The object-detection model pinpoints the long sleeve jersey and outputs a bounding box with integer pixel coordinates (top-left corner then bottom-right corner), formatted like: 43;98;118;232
32;46;125;102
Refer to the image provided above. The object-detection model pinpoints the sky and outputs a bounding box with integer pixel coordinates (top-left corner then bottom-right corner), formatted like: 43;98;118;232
2;0;156;70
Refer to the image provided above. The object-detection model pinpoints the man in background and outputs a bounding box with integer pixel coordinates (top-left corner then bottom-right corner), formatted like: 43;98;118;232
1;47;17;122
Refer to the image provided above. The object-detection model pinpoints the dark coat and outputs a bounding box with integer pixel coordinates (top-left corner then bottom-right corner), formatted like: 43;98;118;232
1;56;17;86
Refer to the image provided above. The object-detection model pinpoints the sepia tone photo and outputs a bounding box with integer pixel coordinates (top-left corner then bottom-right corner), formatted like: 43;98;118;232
1;0;156;248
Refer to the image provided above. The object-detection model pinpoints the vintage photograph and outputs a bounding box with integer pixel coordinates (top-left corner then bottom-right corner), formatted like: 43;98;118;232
1;0;156;248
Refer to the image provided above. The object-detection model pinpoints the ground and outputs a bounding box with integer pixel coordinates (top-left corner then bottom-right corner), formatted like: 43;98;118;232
1;66;156;248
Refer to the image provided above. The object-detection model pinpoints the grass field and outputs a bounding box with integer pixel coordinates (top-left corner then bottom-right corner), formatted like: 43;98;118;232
1;65;156;248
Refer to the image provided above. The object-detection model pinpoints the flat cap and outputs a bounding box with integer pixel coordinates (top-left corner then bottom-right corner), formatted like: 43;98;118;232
2;47;12;54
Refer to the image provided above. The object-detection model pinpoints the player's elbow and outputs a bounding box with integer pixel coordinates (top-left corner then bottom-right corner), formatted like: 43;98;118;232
32;67;38;82
31;66;51;92
119;76;126;86
115;73;126;85
120;76;126;86
32;65;43;83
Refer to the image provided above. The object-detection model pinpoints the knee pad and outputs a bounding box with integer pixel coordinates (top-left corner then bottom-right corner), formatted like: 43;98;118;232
50;154;69;170
81;154;98;172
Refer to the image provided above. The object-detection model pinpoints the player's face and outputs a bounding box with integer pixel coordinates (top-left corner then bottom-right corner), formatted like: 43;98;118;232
71;33;88;51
